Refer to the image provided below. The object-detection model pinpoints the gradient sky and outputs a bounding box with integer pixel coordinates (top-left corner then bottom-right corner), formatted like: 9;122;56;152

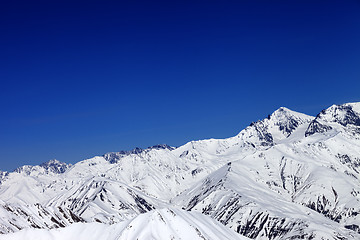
1;1;360;171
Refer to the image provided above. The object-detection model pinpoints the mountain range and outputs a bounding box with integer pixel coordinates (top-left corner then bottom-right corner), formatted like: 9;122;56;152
1;102;360;239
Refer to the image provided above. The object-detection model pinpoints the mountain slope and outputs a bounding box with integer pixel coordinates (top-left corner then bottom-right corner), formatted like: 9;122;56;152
0;208;249;240
0;102;360;239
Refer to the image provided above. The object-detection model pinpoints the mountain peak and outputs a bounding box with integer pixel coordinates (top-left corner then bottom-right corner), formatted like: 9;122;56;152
1;102;360;239
148;144;176;151
270;107;313;121
103;144;175;164
273;106;291;113
345;102;360;114
13;159;71;175
315;103;360;127
244;107;313;143
39;159;71;174
304;102;360;137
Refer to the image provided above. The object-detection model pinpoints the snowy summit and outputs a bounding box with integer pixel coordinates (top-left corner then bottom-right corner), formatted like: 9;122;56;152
0;102;360;239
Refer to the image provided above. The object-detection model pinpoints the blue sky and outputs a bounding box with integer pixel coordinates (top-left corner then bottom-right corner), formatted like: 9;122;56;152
1;1;360;171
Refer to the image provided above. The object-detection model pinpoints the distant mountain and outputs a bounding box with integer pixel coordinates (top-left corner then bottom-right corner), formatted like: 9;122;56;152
13;159;71;176
0;102;359;239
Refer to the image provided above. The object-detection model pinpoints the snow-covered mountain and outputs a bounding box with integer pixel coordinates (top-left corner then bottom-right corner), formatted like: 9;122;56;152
0;208;249;240
1;102;360;239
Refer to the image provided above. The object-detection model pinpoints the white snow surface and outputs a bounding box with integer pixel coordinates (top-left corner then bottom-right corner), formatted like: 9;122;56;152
1;103;360;239
0;208;248;240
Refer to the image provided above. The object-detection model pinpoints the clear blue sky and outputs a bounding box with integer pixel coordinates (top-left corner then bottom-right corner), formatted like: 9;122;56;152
1;1;359;171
